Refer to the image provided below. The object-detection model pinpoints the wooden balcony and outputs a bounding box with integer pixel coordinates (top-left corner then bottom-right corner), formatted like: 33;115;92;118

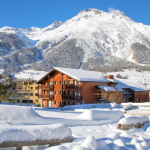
63;84;82;89
62;95;82;100
39;85;54;90
15;89;34;93
38;94;54;100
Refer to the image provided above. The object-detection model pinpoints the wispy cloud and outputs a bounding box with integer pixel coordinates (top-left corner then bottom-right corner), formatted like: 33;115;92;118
108;7;116;12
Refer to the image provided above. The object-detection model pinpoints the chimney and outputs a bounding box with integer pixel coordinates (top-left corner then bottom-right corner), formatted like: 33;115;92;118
104;75;114;79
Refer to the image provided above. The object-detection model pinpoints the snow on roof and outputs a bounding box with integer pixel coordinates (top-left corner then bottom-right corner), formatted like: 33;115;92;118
97;85;116;91
54;67;110;82
15;70;48;81
115;79;150;92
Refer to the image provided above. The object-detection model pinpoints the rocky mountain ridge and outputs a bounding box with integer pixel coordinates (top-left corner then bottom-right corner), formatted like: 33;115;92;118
0;8;150;74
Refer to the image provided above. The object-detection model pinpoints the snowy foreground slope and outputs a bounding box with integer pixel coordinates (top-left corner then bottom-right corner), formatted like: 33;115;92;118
0;104;150;150
1;8;150;73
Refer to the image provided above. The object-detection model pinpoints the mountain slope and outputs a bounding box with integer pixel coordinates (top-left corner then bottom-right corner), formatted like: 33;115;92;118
0;8;150;73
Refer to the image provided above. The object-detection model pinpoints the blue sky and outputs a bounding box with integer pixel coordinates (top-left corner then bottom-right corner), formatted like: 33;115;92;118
0;0;150;29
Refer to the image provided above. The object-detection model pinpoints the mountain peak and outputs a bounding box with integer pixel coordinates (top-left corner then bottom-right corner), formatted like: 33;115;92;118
79;8;103;15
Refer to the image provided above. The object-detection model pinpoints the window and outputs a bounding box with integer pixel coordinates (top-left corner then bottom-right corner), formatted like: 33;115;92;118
64;91;66;95
68;91;71;95
50;91;52;95
68;102;71;105
54;91;57;95
22;100;32;103
31;93;33;96
60;101;62;105
54;101;57;105
78;91;80;96
144;98;146;101
22;100;28;103
64;102;66;106
73;102;76;105
124;98;129;102
35;100;38;103
44;91;46;94
24;82;28;85
18;87;22;89
73;80;76;85
79;82;81;88
64;81;66;85
25;87;27;89
44;82;46;85
73;91;77;96
60;81;62;85
137;98;140;102
29;100;33;103
35;93;38;96
17;100;20;103
60;91;62;95
54;81;57;85
68;80;71;85
50;81;52;85
31;87;33;90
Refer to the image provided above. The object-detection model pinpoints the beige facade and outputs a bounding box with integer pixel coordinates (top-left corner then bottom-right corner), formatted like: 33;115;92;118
14;79;41;105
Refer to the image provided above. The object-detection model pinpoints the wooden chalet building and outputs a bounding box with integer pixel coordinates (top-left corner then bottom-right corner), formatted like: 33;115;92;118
36;67;117;107
114;79;150;103
37;67;150;107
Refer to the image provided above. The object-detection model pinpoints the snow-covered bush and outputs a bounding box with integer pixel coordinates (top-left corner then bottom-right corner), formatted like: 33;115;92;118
117;115;149;130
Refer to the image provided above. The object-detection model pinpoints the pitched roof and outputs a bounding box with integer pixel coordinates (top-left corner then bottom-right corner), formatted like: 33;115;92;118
37;67;110;83
97;85;116;91
115;79;150;92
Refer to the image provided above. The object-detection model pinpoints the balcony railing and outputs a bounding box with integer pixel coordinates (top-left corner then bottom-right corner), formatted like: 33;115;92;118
63;84;82;89
123;94;132;98
62;95;82;100
39;85;54;90
15;95;25;97
38;94;54;99
123;93;132;94
15;89;34;93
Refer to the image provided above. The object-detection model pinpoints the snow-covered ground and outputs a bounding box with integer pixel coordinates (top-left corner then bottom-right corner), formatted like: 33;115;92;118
0;104;150;150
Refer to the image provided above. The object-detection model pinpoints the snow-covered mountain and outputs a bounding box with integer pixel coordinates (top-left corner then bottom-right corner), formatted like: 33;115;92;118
1;8;150;74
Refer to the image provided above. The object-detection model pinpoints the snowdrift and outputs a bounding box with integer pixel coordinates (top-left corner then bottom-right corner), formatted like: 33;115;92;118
0;105;53;125
0;124;72;144
78;109;123;122
0;105;123;126
62;103;122;110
